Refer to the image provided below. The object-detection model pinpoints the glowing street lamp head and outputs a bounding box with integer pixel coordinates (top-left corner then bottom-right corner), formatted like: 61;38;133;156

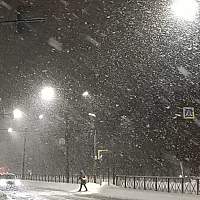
13;109;23;119
41;86;55;101
171;0;198;21
89;113;96;118
8;128;13;133
82;91;89;97
39;114;44;120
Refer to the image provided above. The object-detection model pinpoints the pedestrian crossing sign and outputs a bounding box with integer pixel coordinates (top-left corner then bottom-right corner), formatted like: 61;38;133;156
183;107;194;119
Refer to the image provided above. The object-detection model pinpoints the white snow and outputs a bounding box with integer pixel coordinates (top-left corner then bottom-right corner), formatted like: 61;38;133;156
0;192;7;200
1;181;199;200
177;66;191;77
97;183;200;200
22;180;78;192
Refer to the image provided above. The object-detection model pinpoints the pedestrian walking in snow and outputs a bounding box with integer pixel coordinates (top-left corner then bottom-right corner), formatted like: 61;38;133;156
78;170;88;192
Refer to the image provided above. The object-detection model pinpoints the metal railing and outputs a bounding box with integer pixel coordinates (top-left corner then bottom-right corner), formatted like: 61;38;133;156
15;173;199;195
15;168;113;185
16;174;82;183
15;174;108;185
115;175;200;195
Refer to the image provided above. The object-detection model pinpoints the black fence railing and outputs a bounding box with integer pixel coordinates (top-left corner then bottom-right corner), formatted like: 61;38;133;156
15;174;111;185
115;175;200;195
15;174;79;183
15;168;114;185
15;173;199;195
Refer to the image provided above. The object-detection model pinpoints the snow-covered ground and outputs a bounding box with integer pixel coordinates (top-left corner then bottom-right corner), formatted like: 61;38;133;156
98;183;200;200
0;192;6;200
0;180;199;200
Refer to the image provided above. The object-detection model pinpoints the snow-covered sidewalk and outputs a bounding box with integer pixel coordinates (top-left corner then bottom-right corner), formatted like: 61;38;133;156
95;183;200;200
1;180;199;200
23;180;200;200
0;192;6;200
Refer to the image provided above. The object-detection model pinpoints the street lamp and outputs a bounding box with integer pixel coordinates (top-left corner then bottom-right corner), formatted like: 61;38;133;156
88;113;97;159
12;109;28;179
82;91;90;98
40;87;71;183
40;86;55;101
171;0;198;21
8;128;13;133
13;109;23;119
39;114;44;120
89;113;96;118
88;113;97;182
7;125;27;180
21;128;28;180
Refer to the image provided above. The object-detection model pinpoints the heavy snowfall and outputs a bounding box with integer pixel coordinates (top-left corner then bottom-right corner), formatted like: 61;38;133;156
0;0;200;184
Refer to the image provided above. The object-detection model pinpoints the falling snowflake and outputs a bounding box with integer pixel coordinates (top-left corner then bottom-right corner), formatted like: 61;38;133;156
48;37;63;51
177;66;191;77
0;1;12;10
85;35;101;47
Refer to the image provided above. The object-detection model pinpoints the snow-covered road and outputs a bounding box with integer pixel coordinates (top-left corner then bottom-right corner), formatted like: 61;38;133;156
1;180;199;200
1;181;113;200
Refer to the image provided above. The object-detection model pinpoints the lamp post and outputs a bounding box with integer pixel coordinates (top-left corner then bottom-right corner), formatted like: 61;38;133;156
40;86;71;183
0;108;25;177
88;113;97;183
7;126;28;179
64;116;70;183
82;91;98;181
89;113;97;160
12;108;26;179
21;128;28;180
12;108;44;179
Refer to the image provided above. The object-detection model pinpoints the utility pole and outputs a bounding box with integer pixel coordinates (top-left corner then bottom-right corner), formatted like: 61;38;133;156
22;128;28;179
88;113;97;183
22;133;27;179
93;128;97;183
64;116;70;183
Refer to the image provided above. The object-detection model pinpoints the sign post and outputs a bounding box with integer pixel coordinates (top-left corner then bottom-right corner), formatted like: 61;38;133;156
183;107;195;119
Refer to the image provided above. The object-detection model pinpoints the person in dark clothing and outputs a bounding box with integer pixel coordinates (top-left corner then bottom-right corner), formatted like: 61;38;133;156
78;170;88;192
